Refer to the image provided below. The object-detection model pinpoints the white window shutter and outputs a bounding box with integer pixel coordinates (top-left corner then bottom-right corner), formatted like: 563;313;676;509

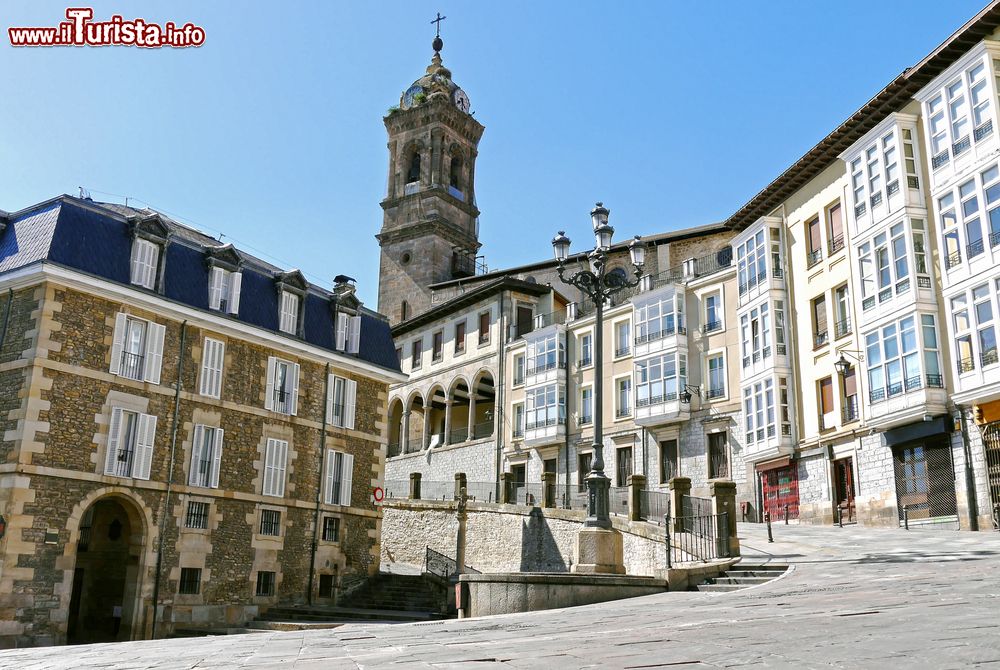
143;322;165;384
276;440;288;497
109;313;128;375
348;316;361;354
336;313;348;351
209;267;224;310
262;438;275;495
212;339;224;398
134;413;157;480
326;373;335;424
289;364;300;415
324;449;336;504
105;408;124;475
189;424;205;486
340;453;354;507
264;357;277;410
130;240;141;285
345;379;357;430
210;428;224;488
199;339;211;396
228;272;242;314
146;244;160;289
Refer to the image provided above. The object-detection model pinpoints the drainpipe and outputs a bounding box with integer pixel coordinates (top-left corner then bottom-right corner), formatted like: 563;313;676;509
0;288;13;353
150;319;187;639
957;405;980;531
495;290;505;501
308;364;331;604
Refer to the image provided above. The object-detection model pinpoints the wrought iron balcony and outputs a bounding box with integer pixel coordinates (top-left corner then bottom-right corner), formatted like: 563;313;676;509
953;135;971;156
634;325;686;345
807;249;822;268
615;407;631;418
702;320;722;334
814;331;829;349
926;374;943;388
707;387;725;399
886;180;900;196
982;348;999;368
931;150;950;170
842;396;859;423
958;357;975;374
834;318;851;339
968;238;985;259
579;355;592;368
577;415;593;427
636;392;678;408
615;345;630;357
975;119;994;142
272;389;291;414
870;191;883;208
828;234;844;254
119;350;145;381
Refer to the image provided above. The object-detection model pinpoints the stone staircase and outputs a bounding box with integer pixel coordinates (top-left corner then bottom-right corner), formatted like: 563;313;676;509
249;573;449;630
696;563;788;593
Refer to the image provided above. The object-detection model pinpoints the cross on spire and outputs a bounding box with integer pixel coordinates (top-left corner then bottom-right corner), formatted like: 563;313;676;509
431;12;446;37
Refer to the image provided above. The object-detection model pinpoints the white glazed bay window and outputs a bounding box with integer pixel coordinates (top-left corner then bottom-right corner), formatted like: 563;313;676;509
526;333;564;375
939;163;1000;271
743;377;791;445
925;57;994;171
740;301;784;367
865;314;943;403
857;218;930;311
634;289;684;344
635;352;687;407
526;384;565;430
952;280;1000;375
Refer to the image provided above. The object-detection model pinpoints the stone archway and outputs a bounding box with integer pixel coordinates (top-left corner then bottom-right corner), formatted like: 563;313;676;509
66;495;147;645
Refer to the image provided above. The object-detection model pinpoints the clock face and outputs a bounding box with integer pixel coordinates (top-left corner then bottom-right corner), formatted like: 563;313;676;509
453;88;470;113
403;85;423;109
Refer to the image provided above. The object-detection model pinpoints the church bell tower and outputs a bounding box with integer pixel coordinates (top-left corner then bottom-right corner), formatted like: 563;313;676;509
376;29;485;325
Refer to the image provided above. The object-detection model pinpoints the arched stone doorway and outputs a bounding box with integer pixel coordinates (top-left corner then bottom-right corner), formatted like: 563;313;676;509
66;496;145;645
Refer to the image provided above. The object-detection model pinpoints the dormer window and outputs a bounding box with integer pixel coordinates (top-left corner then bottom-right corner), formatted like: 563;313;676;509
335;311;362;354
279;291;299;335
130;238;160;290
209;267;242;314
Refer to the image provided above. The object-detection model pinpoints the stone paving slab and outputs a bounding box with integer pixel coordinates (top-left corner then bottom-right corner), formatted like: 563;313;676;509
3;524;1000;669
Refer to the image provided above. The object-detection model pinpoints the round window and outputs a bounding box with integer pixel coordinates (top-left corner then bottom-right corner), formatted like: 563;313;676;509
401;252;412;265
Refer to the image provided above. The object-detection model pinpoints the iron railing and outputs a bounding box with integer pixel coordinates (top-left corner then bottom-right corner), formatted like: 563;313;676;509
639;489;670;520
681;494;713;518
615;344;631;357
968;239;985;260
814;330;829;348
425;546;480;579
272;389;291;414
842;396;860;423
119;350;144;380
634;324;686;345
664;510;731;565
609;486;631;516
834;317;851;339
702;320;722;334
526;359;565;375
975;119;994;142
807;249;822;268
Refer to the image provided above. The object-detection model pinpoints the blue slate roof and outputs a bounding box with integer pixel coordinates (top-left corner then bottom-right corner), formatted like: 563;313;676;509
0;196;401;374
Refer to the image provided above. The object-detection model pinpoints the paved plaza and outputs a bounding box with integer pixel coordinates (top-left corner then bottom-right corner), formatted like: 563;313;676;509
3;523;1000;669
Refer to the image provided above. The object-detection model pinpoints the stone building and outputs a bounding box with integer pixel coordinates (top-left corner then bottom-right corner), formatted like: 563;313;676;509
0;196;403;647
382;5;1000;534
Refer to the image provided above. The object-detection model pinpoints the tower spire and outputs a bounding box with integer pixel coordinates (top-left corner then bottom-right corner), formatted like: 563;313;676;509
430;12;446;53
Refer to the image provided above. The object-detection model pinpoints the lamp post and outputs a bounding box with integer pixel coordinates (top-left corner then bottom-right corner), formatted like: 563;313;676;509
552;202;645;529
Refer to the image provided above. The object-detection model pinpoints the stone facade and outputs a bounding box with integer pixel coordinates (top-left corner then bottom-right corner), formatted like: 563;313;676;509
0;278;397;648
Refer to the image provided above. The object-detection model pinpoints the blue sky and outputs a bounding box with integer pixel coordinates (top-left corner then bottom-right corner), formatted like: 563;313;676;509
1;1;987;305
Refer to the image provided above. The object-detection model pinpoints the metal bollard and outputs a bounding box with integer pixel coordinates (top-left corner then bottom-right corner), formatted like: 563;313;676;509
903;505;909;530
784;503;789;524
765;511;774;543
664;513;672;569
838;506;844;528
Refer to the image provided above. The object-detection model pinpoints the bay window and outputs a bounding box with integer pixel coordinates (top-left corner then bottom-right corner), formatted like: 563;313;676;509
938;162;1000;271
526;384;565;429
635;289;684;344
635;352;687;407
743;378;775;445
737;229;768;294
741;302;771;367
865;314;941;402
526;333;564;374
924;56;995;171
857;218;927;311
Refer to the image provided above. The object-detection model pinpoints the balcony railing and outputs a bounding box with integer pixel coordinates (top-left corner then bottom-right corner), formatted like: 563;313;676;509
982;348;999;368
702;320;722;334
829;234;844;254
577;415;593;427
615;407;631;418
579;356;593;368
525;359;564;376
863;296;876;311
870;191;883;208
449;427;469;443
932;150;950;170
834;318;851;339
525;417;562;430
926;374;943;388
707;387;725;399
807;249;822;268
273;389;291;414
814;331;829;348
887;180;900;196
772;266;784;279
842;396;859;423
953;135;971;156
615;345;630;357
472;421;494;440
907;175;920;189
120;350;145;381
958;357;975;374
968;239;985;260
975;119;994;142
945;250;962;270
904;375;923;392
636;392;678;408
870;387;885;403
634;325;686;345
991;231;1000;249
512;427;524;439
855;202;867;218
917;276;932;288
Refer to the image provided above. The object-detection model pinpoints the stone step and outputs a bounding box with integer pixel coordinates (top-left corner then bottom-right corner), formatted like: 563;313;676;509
256;606;442;623
711;576;776;586
732;564;787;572
696;583;748;593
246;621;346;632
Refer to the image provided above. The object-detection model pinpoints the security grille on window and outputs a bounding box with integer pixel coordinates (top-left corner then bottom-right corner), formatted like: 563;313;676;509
178;568;201;595
208;267;242;314
335;312;362;354
326;374;358;429
104;408;157;480
636;352;686;407
199;337;225;398
260;509;281;536
265;357;299;415
526;384;565;429
189;425;223;488
255;571;276;597
322;516;340;542
279;291;300;335
130;238;160;290
109;313;165;383
324;450;354;506
185;501;210;529
262;438;289;497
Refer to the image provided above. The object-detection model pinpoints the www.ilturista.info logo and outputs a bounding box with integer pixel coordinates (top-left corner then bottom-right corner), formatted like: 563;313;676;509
8;8;205;48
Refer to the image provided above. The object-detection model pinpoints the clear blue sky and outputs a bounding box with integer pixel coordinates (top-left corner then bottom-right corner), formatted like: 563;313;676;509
1;1;987;306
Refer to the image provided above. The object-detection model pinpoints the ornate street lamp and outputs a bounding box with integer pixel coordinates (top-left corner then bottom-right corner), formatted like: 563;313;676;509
834;349;865;377
552;202;645;529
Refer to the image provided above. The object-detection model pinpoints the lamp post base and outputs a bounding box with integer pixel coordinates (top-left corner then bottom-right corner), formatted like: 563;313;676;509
572;526;625;575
